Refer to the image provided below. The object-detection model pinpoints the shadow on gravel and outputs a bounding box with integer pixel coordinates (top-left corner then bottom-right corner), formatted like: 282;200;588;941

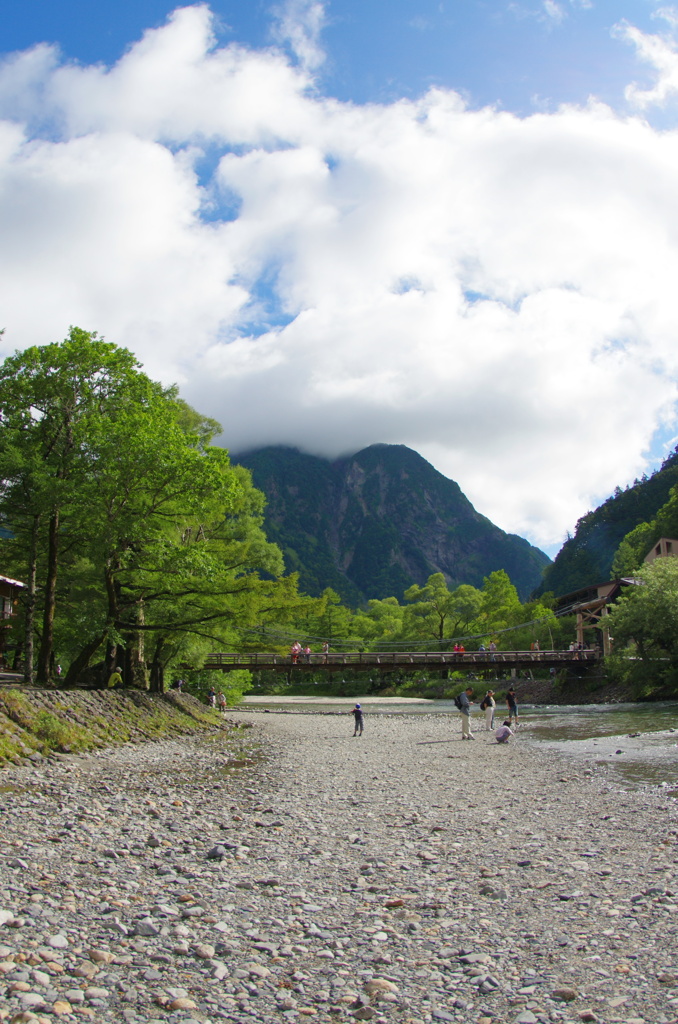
415;739;456;745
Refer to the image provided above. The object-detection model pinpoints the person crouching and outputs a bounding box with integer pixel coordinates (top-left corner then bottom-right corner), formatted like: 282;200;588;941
495;719;514;744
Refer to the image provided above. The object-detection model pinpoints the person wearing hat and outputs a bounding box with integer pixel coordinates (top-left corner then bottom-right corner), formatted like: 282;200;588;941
480;689;496;731
350;703;364;736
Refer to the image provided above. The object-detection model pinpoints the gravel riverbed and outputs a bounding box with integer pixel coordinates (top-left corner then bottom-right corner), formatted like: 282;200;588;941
0;710;677;1024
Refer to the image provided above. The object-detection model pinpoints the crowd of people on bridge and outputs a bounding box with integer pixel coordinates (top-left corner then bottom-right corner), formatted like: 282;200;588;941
291;641;330;663
288;639;598;661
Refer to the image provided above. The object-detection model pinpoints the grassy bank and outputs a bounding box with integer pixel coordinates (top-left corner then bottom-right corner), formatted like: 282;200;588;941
0;687;237;767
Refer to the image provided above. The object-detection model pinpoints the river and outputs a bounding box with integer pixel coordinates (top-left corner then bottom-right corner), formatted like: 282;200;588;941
240;694;678;795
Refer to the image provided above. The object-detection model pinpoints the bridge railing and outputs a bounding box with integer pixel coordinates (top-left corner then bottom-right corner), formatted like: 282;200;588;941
204;649;600;669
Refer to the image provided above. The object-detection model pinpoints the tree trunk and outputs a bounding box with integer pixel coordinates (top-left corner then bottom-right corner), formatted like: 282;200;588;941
64;631;106;687
12;641;23;672
104;558;122;686
23;514;40;685
37;509;59;685
126;598;148;690
149;637;166;693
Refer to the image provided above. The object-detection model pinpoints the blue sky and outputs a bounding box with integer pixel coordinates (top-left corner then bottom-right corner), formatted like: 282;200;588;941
0;1;667;112
2;0;678;554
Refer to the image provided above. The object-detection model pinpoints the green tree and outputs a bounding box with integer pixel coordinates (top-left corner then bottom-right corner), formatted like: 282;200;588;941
604;556;678;696
0;329;150;682
0;330;290;689
403;573;483;648
478;570;522;637
611;522;655;577
292;588;359;651
353;597;404;649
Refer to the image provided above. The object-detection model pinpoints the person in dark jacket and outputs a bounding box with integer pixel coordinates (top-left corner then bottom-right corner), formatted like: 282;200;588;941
506;686;519;727
350;703;364;736
459;687;475;740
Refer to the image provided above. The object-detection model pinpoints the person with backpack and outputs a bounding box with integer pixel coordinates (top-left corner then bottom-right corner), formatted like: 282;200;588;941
454;687;475;740
479;689;495;730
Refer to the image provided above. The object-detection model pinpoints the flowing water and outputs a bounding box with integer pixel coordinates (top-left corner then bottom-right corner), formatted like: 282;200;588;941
240;695;678;795
521;701;678;796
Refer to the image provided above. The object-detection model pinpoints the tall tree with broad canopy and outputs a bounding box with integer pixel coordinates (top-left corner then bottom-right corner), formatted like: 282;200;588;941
402;573;483;648
0;329;291;689
0;329;151;682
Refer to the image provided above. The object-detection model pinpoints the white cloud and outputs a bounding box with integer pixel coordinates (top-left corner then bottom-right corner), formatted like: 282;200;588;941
1;5;678;551
542;2;565;26
271;0;327;72
618;9;678;108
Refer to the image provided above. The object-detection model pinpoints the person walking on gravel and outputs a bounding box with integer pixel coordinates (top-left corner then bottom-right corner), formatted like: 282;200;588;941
350;703;364;736
458;687;475;740
506;685;519;727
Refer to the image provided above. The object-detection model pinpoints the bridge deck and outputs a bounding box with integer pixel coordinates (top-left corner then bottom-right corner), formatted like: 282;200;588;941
204;650;599;673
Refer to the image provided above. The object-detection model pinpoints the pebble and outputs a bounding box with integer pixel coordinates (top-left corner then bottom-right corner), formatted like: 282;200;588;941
0;712;676;1024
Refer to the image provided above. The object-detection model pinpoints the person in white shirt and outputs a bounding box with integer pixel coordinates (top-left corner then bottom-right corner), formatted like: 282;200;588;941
481;689;496;730
495;719;514;744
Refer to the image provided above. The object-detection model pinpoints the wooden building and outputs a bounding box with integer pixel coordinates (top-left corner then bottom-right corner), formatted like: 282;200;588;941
0;574;25;669
643;537;678;565
554;536;678;654
555;578;640;655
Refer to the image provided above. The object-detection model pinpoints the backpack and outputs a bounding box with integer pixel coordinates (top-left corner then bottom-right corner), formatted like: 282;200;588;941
479;697;488;711
453;694;464;710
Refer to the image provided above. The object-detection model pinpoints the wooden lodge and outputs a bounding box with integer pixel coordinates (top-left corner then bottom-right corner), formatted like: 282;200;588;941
554;536;678;654
0;574;25;670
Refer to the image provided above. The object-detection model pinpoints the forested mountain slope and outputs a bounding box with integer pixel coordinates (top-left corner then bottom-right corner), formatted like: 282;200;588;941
234;444;550;604
536;448;678;597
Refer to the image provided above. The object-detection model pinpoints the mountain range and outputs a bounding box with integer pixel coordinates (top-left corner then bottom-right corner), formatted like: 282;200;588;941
536;447;678;597
234;444;550;605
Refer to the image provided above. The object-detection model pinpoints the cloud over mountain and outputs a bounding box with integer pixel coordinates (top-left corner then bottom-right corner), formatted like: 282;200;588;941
1;4;677;547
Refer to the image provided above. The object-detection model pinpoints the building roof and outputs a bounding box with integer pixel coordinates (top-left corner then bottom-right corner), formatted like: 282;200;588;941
0;575;25;588
554;577;641;614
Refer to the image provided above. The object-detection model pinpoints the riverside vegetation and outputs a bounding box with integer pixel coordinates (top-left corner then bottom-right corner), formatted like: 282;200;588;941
0;689;230;767
2;328;678;702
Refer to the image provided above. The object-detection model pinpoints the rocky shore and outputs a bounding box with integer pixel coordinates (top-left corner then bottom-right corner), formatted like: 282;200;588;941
0;710;677;1024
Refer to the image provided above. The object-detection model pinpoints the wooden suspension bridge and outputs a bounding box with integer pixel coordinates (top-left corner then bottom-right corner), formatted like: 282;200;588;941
204;649;600;674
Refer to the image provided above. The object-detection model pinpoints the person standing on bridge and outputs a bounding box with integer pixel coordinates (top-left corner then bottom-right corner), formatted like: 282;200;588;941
350;703;364;736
